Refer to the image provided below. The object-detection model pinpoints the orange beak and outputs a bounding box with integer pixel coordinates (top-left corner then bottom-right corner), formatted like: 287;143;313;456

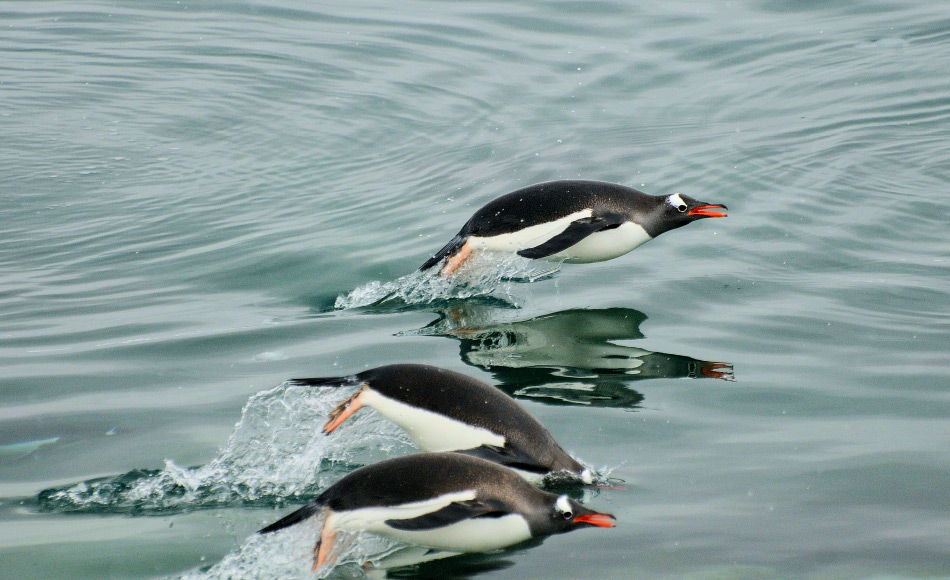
688;204;728;218
573;513;616;528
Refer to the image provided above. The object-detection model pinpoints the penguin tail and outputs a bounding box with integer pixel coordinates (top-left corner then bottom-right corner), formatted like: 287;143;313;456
286;375;360;388
419;234;467;271
258;501;323;534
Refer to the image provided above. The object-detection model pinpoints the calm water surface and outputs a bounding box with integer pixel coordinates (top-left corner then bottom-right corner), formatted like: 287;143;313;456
1;1;948;579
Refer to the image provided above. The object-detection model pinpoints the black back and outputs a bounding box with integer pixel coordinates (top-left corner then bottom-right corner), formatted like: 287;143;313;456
317;452;543;512
458;180;657;238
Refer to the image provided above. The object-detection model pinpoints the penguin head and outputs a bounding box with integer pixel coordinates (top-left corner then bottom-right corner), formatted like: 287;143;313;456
643;193;728;237
544;494;616;534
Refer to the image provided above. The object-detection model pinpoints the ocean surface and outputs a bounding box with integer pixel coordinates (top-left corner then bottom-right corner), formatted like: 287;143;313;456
2;1;948;579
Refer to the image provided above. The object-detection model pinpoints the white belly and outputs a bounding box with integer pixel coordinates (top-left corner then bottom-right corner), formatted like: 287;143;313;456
469;210;592;253
379;513;532;552
468;212;651;264
549;221;652;263
362;389;506;451
329;491;474;533
328;491;533;552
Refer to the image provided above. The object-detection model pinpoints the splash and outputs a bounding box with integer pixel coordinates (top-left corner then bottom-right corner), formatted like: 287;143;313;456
37;383;412;515
179;516;405;580
334;252;561;309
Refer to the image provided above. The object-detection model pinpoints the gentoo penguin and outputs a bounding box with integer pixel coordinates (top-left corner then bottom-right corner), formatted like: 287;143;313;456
289;364;594;483
419;180;728;275
258;452;615;571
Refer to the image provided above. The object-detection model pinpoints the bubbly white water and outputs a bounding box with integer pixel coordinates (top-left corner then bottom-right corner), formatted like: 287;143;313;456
179;517;405;580
39;384;412;514
334;252;561;309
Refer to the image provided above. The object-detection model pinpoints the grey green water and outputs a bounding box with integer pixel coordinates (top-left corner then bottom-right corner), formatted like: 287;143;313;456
2;1;948;579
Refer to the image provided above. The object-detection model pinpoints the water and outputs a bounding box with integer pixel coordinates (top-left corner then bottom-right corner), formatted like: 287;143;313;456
1;0;948;578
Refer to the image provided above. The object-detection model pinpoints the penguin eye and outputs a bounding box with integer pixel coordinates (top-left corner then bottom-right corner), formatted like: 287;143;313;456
555;495;573;519
668;193;688;213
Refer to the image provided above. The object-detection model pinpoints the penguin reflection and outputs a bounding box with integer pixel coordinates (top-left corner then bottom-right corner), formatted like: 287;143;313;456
415;306;733;408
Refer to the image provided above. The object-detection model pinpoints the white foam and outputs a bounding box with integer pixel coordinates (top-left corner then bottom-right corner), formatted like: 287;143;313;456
178;515;405;580
39;384;412;514
334;251;558;309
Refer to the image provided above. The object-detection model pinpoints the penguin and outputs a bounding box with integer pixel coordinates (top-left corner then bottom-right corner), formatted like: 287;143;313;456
289;364;594;483
258;452;615;571
419;179;728;275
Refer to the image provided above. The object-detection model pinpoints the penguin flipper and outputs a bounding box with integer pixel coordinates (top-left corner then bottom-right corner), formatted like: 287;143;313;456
259;501;322;533
454;445;550;476
517;215;624;259
420;234;468;271
384;499;507;531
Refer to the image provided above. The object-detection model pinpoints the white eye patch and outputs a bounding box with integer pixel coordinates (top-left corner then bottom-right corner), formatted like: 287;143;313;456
556;495;572;514
667;193;686;208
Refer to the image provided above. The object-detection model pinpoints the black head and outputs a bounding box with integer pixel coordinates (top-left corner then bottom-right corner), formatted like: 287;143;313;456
536;494;615;536
640;192;728;238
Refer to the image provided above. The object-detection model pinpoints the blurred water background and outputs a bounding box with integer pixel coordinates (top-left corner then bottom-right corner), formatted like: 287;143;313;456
1;1;948;578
